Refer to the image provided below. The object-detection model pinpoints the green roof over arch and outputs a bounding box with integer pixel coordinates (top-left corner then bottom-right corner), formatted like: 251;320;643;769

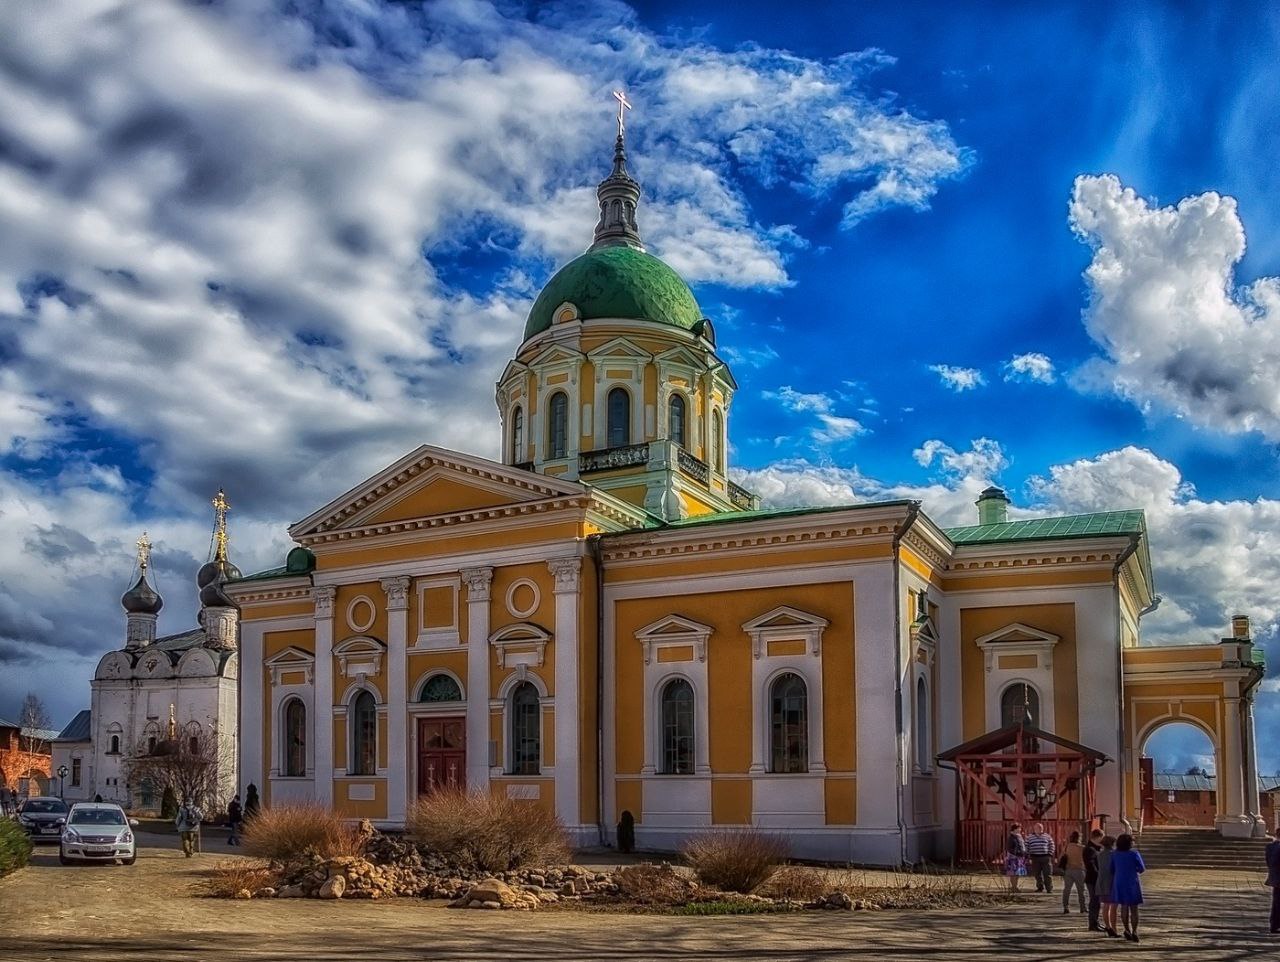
523;245;703;342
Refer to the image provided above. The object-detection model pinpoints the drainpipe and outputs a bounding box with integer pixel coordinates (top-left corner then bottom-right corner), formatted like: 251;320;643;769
892;502;921;867
589;534;607;846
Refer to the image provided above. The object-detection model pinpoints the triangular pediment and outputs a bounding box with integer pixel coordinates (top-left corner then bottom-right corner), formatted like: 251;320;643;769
911;614;941;646
974;622;1060;648
587;337;653;361
289;445;585;539
655;345;706;369
741;606;830;633
636;614;714;640
264;646;314;668
525;343;584;368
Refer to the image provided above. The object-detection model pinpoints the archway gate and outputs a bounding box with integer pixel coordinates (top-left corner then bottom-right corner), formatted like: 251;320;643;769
1121;636;1265;838
937;722;1106;865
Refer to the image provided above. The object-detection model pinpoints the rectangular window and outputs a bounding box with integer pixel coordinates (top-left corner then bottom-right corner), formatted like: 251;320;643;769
71;758;81;787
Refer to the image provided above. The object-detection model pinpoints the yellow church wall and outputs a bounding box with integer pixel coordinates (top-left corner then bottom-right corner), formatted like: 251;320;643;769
334;779;387;819
677;491;718;517
604;540;892;584
603;484;650;508
263;628;315;658
615;778;642;824
712;780;752;824
899;545;944;588
333;717;346;770
489;563;556;632
241;600;314;621
824;777;857;825
959;603;1079;741
1123;647;1220;666
942;568;1113;592
313;518;582;570
491;659;555;700
406;649;469;699
643;364;657;419
489;779;556;817
361;477;520;525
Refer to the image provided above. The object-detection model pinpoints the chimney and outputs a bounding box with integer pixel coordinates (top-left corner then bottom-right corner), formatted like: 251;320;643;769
1231;614;1251;640
976;486;1010;526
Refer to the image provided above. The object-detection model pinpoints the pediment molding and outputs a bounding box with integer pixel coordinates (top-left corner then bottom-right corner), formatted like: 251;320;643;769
636;615;713;665
586;337;654;363
334;635;386;680
489;622;551;669
742;606;828;658
975;622;1059;674
265;646;316;686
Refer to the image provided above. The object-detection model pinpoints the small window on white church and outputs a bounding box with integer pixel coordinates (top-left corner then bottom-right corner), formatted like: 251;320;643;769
420;674;462;703
511;406;524;462
607;387;631;447
285;699;307;777
109;735;120;755
548;392;569;459
915;676;930;771
668;395;686;447
661;678;695;775
352;690;377;776
770;673;808;773
711;410;724;473
510;683;540;775
71;758;81;787
1001;683;1039;728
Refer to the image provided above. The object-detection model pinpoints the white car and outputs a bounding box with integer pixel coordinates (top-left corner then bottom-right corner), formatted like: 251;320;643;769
59;802;138;865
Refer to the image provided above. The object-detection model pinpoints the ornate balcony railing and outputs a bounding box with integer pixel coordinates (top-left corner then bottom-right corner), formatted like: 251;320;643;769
578;443;650;474
728;480;757;511
676;448;709;484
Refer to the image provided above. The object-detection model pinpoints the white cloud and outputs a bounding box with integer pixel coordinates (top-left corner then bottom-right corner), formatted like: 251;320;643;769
721;344;780;369
763;386;866;445
1005;352;1056;384
928;364;986;392
1070;174;1280;436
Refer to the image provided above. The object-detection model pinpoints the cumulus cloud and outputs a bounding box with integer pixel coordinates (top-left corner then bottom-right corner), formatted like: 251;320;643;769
763;386;866;446
928;364;986;391
0;0;970;723
1005;352;1056;384
1070;174;1280;436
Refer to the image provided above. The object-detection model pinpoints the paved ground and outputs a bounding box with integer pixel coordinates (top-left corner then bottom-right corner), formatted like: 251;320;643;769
1;830;1276;961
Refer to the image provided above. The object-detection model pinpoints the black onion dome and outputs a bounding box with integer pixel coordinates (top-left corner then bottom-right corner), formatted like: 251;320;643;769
121;573;163;615
198;557;240;608
197;561;221;588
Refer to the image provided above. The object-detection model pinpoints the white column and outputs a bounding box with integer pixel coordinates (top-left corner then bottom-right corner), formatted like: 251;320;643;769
549;557;582;831
1217;695;1247;836
313;586;336;807
382;576;411;825
240;622;264;795
854;565;901;862
461;568;493;791
1242;695;1266;835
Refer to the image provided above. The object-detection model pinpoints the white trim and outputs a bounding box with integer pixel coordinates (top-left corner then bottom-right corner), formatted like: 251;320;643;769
504;578;541;620
753;660;826;776
345;595;376;634
411;667;466;704
649;671;710;776
461;567;493;792
490;623;551;669
414;576;461;648
333;635;386;681
975;623;1059;732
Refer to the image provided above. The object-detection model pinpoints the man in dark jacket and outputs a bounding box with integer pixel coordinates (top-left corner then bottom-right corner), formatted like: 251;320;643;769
1267;830;1280;934
1085;829;1104;931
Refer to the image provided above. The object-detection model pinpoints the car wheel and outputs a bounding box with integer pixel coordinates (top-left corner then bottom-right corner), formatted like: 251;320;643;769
122;855;136;865
59;851;73;866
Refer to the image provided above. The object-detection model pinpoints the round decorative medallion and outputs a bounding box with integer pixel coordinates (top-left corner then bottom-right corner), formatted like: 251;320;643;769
505;579;540;620
347;595;376;633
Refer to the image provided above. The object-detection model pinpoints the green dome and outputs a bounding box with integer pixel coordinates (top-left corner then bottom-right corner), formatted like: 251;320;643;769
524;245;703;341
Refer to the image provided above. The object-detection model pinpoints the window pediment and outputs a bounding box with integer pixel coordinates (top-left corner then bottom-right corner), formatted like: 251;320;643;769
742;606;828;658
333;635;385;680
586;337;653;363
489;622;551;669
265;646;315;686
636;615;713;665
974;622;1059;673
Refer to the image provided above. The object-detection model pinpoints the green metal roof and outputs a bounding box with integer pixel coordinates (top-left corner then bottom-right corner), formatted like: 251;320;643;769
524;245;703;341
945;510;1146;545
634;500;916;531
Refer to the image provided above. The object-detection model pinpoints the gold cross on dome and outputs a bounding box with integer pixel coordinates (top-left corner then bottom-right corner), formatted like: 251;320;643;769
135;531;152;571
211;488;230;562
612;89;632;137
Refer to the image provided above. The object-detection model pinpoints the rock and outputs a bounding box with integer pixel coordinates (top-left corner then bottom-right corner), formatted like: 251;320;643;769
319;875;346;899
234;889;252;900
559;881;576;897
277;885;304;899
477;900;502;910
256;887;277;899
825;892;853;910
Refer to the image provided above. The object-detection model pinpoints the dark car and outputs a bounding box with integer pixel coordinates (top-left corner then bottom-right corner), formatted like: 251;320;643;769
17;796;70;843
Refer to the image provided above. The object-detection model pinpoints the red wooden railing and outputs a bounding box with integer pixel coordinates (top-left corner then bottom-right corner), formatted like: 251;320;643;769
959;818;1090;866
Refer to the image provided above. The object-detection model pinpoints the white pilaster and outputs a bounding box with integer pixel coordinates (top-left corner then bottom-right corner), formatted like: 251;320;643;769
549;557;582;830
854;566;899;834
1217;695;1248;836
461;567;494;791
1242;695;1266;836
240;622;264;794
313;586;336;807
382;576;411;824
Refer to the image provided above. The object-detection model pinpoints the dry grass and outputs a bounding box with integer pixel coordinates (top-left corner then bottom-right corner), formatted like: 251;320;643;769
241;805;365;864
406;788;569;872
682;830;788;894
199;859;280;898
759;865;839;902
614;863;702;906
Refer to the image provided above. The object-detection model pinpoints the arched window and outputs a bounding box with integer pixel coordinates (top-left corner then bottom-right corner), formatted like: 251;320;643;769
351;690;377;776
711;409;724;473
511;406;524;462
285;699;307;777
668;395;686;447
510;683;540;775
660;678;695;774
419;674;462;703
769;673;808;773
915;676;930;771
607;387;630;447
109;734;120;755
547;392;569;459
1001;683;1039;728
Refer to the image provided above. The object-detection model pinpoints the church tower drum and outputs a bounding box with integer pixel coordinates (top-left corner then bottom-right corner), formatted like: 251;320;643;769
121;532;163;649
496;95;757;520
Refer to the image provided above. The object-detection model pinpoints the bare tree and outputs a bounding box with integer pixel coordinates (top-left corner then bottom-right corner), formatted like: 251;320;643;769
123;725;234;815
17;692;52;790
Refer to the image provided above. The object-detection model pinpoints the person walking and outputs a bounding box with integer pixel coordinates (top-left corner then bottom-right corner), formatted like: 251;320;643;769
1060;830;1088;915
1085;828;1104;931
1026;821;1056;893
1005;823;1028;893
1266;828;1280;934
175;799;202;858
1112;833;1145;942
1096;835;1120;937
226;794;243;846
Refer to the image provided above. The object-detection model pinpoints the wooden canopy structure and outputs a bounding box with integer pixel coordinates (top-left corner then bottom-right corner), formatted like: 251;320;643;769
937;723;1110;865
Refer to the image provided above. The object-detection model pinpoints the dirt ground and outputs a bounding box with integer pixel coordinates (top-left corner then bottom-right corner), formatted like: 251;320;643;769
1;830;1276;961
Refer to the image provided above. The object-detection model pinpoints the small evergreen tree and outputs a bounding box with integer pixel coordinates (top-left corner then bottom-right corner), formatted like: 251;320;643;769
161;785;177;819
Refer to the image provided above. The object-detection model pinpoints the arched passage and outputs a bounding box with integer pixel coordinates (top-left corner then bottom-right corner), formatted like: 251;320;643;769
1138;719;1220;827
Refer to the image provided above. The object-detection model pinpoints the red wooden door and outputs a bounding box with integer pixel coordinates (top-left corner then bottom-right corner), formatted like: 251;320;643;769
1139;756;1155;825
417;717;466;794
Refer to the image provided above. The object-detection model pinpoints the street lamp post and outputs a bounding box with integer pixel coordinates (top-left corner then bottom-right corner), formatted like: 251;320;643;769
57;764;69;799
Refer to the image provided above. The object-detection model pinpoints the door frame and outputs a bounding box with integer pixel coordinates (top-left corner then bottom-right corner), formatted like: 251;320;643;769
414;713;467;796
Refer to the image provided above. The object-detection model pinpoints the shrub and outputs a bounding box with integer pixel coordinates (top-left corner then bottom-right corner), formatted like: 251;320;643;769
682;830;788;894
160;785;177;820
759;865;833;902
241;805;364;864
406;788;569;872
200;859;281;898
0;820;33;877
615;862;701;906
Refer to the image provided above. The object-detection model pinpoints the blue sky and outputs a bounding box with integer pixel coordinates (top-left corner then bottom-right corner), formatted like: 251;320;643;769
1;0;1278;777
